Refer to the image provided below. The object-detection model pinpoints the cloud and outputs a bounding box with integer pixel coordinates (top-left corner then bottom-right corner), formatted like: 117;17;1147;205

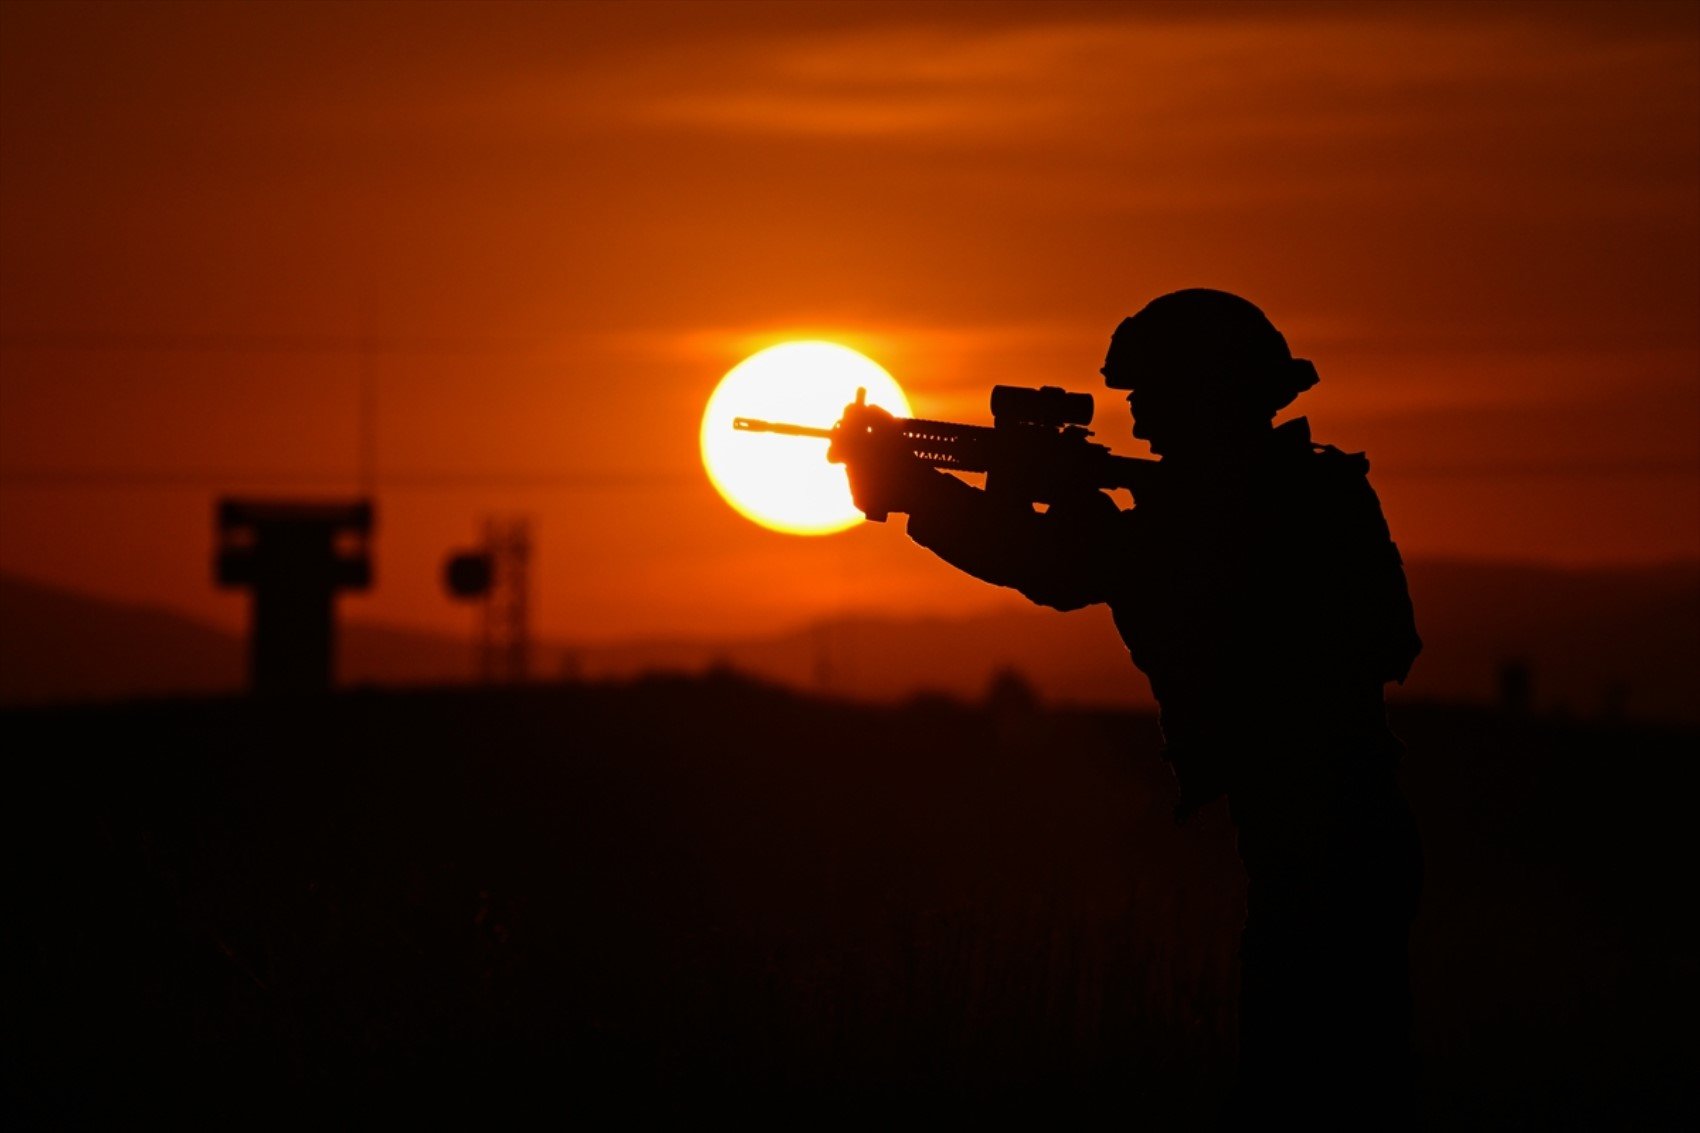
615;5;1697;166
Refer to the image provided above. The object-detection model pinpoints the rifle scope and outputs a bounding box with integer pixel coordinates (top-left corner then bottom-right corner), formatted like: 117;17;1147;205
989;385;1095;429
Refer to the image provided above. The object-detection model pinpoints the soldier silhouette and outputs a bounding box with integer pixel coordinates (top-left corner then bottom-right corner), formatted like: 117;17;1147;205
842;289;1423;1127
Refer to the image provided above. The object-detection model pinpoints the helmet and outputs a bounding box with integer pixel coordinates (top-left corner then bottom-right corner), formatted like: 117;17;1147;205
1102;289;1319;415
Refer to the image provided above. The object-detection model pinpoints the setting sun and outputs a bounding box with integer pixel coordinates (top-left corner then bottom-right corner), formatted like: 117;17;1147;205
700;342;911;535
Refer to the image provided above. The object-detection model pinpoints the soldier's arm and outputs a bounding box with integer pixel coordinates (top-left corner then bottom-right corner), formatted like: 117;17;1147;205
900;470;1124;612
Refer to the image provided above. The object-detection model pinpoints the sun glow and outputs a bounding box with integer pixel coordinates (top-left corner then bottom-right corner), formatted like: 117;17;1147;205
701;342;911;535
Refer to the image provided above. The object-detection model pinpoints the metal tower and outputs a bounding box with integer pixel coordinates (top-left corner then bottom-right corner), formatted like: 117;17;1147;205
443;516;532;684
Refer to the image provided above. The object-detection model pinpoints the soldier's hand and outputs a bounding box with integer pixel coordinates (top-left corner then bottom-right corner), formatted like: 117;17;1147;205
831;405;932;521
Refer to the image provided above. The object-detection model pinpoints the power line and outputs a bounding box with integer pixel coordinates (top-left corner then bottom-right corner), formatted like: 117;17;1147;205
1372;460;1695;479
0;470;693;490
0;331;556;356
0;461;1688;493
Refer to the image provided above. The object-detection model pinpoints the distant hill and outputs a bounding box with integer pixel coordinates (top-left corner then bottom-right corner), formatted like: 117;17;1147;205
561;605;1141;707
555;560;1700;723
0;573;479;704
0;572;241;703
3;561;1696;722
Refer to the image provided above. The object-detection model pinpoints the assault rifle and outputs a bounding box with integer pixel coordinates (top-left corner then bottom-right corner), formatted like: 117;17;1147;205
734;384;1158;522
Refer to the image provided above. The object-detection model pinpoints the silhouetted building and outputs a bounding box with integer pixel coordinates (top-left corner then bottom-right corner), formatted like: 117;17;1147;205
215;498;373;695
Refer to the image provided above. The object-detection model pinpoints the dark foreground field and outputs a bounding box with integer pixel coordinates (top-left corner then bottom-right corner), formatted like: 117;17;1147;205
3;676;1694;1127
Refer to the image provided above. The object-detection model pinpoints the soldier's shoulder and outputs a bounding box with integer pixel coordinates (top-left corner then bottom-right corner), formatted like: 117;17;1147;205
1278;418;1366;479
1282;428;1381;521
1300;440;1395;541
1271;418;1369;479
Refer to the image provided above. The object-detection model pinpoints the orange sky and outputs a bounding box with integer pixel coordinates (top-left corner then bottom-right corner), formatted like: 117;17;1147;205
2;0;1697;645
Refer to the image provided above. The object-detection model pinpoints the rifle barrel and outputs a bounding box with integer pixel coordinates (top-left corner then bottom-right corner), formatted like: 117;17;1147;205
733;418;833;439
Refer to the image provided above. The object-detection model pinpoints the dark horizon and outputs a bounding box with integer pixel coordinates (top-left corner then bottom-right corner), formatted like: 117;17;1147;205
5;556;1697;726
7;671;1692;1126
